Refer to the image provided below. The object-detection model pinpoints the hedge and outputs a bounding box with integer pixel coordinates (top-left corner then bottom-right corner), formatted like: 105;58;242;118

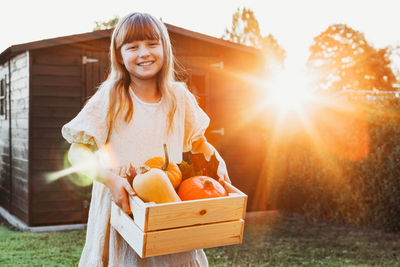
255;95;400;231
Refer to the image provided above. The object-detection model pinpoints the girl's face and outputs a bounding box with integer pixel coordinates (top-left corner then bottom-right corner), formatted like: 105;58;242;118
120;39;164;82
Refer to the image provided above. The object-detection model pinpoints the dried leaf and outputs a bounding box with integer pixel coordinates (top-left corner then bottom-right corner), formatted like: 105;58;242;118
177;160;195;180
180;152;220;180
204;153;219;179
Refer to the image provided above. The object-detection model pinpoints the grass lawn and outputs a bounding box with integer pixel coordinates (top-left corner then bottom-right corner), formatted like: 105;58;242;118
1;211;399;266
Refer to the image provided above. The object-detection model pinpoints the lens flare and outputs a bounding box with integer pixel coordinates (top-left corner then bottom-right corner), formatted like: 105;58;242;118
45;143;118;187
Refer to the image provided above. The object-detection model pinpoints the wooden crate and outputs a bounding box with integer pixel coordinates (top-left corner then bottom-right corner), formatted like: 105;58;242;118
110;182;247;258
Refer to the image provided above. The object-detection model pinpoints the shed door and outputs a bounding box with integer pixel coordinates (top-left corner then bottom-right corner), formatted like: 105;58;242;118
84;50;109;99
82;50;109;220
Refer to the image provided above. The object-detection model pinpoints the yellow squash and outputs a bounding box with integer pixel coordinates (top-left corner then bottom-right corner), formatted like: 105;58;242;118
132;168;181;204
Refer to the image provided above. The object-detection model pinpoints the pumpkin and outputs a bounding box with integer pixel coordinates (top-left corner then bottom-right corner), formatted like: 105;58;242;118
132;167;181;204
177;176;228;201
145;144;182;189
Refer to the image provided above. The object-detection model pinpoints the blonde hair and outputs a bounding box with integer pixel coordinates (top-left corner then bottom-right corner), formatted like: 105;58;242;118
101;12;177;138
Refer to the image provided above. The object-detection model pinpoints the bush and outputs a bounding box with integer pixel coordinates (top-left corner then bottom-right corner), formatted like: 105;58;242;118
258;95;400;231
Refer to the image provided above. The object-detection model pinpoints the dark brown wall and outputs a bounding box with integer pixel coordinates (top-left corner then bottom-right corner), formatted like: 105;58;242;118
30;44;85;225
29;39;110;226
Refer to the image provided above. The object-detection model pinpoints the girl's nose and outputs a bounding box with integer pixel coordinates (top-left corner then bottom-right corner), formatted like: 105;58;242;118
138;46;150;58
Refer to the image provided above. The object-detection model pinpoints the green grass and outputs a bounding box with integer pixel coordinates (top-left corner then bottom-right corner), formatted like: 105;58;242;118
0;226;85;267
205;212;400;266
1;212;400;266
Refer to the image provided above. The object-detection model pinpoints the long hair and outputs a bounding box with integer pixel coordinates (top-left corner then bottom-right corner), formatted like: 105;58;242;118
101;12;177;138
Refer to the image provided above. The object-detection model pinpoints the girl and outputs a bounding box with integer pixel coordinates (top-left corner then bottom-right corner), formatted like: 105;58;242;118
62;12;230;266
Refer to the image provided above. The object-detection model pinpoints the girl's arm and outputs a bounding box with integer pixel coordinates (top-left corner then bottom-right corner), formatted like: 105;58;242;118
191;137;231;183
68;143;135;215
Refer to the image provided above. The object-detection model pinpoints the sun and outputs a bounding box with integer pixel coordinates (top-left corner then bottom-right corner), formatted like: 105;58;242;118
265;66;315;114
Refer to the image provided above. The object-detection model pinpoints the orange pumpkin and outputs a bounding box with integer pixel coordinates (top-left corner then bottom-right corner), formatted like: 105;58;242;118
177;176;228;201
145;144;182;189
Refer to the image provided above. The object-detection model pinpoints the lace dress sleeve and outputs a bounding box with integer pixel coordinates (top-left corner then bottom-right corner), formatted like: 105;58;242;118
61;88;109;148
182;86;210;152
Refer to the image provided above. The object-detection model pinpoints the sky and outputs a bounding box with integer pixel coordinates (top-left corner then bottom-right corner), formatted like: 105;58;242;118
1;0;400;69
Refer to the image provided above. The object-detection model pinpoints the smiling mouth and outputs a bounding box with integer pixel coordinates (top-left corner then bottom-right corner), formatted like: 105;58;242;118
137;61;154;66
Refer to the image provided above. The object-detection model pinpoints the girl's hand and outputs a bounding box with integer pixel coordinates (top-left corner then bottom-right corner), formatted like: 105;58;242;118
104;171;136;215
213;151;231;184
218;172;231;185
68;143;136;214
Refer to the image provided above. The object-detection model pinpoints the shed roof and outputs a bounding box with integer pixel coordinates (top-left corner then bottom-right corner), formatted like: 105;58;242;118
0;23;262;64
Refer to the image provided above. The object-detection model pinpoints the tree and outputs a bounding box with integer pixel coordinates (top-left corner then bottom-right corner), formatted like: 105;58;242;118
223;7;263;48
262;34;286;69
307;24;396;93
93;16;120;31
386;45;400;83
223;7;285;66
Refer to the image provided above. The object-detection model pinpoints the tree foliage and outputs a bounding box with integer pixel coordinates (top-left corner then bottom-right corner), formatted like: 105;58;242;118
307;24;396;93
262;34;286;69
93;16;120;31
223;7;263;48
223;7;285;66
386;45;400;83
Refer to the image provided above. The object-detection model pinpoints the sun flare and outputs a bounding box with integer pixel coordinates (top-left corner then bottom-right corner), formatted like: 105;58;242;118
265;67;315;114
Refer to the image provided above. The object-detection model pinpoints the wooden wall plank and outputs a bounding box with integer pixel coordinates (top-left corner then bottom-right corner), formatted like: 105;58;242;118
31;65;81;76
32;85;81;97
32;55;81;66
0;187;10;208
33;147;68;160
32;118;72;129
31;210;84;226
32;107;81;119
32;127;68;139
32;75;81;87
33;190;85;202
32;96;81;108
33;45;83;57
31;158;66;171
11;204;29;223
32;199;84;213
12;167;28;180
11;193;29;220
11;145;28;159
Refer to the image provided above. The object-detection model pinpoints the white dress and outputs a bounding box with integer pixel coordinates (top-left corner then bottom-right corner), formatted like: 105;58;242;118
62;82;210;267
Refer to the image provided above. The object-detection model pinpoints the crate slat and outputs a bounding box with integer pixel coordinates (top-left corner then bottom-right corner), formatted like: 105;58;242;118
128;196;149;231
146;195;246;231
145;219;244;257
110;202;145;256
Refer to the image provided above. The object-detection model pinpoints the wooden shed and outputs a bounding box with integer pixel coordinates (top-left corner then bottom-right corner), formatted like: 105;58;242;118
0;24;268;228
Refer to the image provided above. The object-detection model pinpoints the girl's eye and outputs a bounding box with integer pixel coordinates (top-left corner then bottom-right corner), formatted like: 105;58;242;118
149;42;159;46
128;46;137;50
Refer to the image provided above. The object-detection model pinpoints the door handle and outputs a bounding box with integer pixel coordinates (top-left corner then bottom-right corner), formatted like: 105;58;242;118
82;56;99;64
210;128;224;136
